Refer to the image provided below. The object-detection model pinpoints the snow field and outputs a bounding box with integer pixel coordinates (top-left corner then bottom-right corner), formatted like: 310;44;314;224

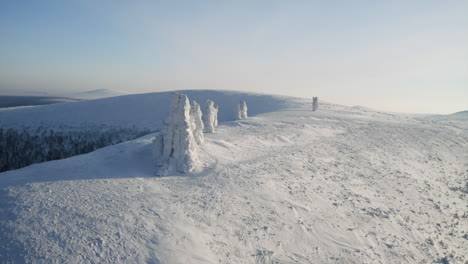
0;95;467;263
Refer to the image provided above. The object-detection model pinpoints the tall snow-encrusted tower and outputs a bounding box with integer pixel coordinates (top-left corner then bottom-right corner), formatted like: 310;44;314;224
154;93;200;174
190;100;204;145
203;99;218;133
213;104;219;127
312;97;318;111
237;101;248;119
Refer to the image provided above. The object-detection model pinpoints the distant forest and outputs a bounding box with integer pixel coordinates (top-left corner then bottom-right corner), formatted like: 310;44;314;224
0;95;80;108
0;127;152;173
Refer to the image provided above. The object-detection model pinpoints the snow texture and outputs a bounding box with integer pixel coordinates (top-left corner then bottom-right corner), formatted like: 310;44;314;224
237;101;248;119
313;97;318;111
190;100;204;145
154;93;200;174
203;100;218;133
0;92;467;263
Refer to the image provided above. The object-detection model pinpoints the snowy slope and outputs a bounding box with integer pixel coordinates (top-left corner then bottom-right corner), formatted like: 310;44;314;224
70;89;130;100
424;111;468;122
0;90;294;131
0;94;467;263
0;96;80;108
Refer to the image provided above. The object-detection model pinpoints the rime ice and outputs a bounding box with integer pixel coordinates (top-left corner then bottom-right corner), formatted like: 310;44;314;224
203;99;218;133
190;100;204;145
154;93;200;174
312;97;318;111
237;101;248;119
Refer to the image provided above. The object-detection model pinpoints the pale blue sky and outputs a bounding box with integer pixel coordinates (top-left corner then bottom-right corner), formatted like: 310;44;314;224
1;0;467;114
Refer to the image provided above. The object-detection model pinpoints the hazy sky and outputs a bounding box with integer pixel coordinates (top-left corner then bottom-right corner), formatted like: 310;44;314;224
1;0;467;114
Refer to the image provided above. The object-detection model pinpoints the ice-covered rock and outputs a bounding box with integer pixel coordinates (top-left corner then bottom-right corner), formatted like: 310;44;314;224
213;104;219;127
237;101;248;119
312;97;318;111
190;101;204;145
203;100;218;133
154;93;200;174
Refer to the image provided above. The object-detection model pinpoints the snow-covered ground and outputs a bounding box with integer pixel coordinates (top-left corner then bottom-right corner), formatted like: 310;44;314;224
0;93;466;263
0;90;292;132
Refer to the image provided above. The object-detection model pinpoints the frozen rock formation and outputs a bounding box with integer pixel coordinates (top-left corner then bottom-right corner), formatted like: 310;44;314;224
237;101;248;119
312;97;318;111
213;104;219;127
190;100;204;145
154;93;200;174
203;99;218;133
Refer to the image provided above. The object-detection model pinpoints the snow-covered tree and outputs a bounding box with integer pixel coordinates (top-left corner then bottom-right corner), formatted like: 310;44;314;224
0;127;151;173
203;99;218;133
190;100;204;145
312;97;318;111
154;93;200;174
237;101;248;119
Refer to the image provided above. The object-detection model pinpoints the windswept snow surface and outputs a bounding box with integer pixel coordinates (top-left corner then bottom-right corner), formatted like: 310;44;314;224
1;97;467;263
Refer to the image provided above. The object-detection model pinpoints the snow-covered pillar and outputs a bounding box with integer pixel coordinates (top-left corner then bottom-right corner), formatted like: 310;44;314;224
213;104;219;127
312;97;318;111
203;99;217;133
190;101;204;145
241;101;248;119
237;101;248;119
154;93;200;174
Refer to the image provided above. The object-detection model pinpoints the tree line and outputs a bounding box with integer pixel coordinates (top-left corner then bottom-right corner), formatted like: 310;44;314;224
0;126;152;173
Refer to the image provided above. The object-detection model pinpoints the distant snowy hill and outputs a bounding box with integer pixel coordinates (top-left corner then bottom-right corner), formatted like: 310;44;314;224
70;89;129;99
424;110;468;121
0;92;467;263
0;90;295;131
0;96;80;108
